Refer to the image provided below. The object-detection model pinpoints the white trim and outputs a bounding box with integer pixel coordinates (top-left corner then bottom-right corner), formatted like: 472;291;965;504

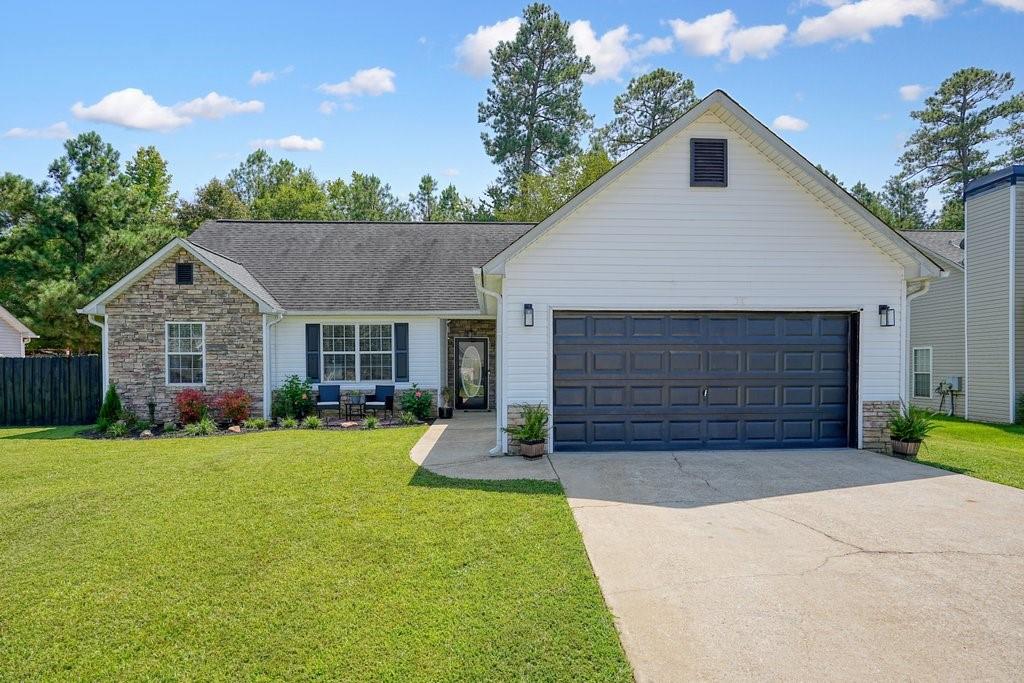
263;313;284;418
964;199;970;420
165;321;207;387
912;347;934;399
0;304;37;338
1009;183;1017;423
287;309;492;318
87;315;108;396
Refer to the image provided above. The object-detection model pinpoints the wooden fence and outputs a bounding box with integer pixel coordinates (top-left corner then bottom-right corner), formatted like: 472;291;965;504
0;356;102;426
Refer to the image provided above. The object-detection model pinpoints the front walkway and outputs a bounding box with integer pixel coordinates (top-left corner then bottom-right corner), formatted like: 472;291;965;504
409;411;557;481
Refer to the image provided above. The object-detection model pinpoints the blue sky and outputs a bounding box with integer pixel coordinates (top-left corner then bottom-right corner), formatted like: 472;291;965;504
1;0;1022;208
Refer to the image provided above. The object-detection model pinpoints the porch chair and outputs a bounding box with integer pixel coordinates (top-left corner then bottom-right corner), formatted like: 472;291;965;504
364;385;395;419
316;384;342;419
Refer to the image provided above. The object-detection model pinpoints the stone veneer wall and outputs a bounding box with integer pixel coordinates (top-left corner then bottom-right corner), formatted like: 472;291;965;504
862;400;900;454
446;319;496;411
504;403;550;456
105;248;263;423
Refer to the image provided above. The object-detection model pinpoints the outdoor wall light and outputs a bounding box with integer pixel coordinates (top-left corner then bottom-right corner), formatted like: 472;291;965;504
523;303;535;327
878;304;896;327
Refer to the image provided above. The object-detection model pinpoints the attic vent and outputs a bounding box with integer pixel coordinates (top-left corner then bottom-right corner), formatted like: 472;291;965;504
175;262;194;285
690;138;728;187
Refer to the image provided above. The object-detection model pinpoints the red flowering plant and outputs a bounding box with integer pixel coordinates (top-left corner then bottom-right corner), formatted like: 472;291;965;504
213;388;253;425
175;388;209;425
399;384;433;421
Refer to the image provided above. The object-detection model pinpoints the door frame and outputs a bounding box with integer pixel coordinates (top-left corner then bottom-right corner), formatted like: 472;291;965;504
453;336;489;411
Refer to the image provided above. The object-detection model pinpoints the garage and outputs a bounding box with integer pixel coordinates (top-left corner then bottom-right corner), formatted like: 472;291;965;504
552;312;856;452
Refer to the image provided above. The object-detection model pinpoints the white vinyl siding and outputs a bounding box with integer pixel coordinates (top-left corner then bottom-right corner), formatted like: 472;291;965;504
912;348;932;399
0;318;26;357
272;315;441;390
1016;186;1023;415
965;185;1013;423
909;266;965;416
500;110;906;429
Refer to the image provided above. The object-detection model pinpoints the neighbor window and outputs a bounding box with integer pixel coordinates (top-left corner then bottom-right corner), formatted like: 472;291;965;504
166;322;205;385
912;347;932;399
321;323;393;382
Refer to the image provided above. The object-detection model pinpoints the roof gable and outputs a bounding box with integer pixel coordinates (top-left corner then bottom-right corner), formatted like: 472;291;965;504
483;90;942;281
0;304;37;338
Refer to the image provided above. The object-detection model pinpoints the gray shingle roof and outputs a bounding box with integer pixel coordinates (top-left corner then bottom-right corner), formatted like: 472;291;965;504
901;230;964;267
187;220;534;312
187;241;282;309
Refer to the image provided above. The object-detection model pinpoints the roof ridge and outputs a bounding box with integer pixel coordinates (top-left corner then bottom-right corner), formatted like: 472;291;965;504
185;239;244;265
209;219;535;226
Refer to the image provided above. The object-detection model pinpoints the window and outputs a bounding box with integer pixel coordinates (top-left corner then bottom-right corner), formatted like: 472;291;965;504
912;347;932;399
175;262;194;285
167;323;204;385
690;138;728;187
320;323;393;382
322;324;356;381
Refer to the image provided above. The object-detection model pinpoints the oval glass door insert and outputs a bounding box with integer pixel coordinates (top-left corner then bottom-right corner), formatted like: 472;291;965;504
460;344;483;399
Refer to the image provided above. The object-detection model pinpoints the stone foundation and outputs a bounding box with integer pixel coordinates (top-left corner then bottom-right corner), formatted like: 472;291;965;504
505;403;549;456
862;400;900;454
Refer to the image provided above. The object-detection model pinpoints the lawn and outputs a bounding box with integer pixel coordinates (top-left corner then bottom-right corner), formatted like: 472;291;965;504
0;426;630;682
914;415;1024;490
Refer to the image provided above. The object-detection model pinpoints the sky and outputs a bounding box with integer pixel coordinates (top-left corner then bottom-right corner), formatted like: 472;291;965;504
1;0;1022;208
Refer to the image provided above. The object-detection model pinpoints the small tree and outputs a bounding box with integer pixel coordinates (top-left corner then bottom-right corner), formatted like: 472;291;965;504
97;384;123;431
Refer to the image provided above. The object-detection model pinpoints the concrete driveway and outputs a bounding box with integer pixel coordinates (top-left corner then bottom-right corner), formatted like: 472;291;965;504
551;449;1024;681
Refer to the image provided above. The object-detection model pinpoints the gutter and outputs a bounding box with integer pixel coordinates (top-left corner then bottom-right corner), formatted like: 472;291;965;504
262;313;285;418
473;267;504;456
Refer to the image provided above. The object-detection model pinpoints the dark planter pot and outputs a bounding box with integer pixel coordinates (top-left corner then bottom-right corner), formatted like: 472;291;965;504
438;406;453;419
519;440;546;459
891;439;921;458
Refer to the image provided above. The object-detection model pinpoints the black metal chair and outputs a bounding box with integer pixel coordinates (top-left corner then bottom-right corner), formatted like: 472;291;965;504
364;385;395;419
316;385;342;419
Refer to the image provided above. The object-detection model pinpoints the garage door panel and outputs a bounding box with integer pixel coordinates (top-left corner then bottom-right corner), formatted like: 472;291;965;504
552;312;851;451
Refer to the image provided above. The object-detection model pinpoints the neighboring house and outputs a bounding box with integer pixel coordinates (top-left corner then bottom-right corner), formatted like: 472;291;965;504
0;304;38;357
903;230;965;417
79;91;942;454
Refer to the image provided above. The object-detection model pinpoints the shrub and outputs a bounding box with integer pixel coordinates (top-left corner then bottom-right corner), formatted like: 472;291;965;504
213;389;253;424
97;384;123;432
302;415;323;430
163;421;178;433
279;416;299;429
887;404;937;443
242;417;269;430
184;417;217;436
175;389;209;425
272;375;315;419
117;409;141;432
400;384;433;421
400;411;418;425
106;421;129;438
503;403;549;444
362;415;380;430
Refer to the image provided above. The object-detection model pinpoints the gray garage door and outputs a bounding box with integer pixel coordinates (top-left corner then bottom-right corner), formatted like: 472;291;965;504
552;312;853;451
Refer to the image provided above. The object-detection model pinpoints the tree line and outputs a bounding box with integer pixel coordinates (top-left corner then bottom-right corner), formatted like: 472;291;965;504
1;2;1022;352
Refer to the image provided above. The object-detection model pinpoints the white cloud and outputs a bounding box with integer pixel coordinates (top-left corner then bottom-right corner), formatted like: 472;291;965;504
249;66;293;86
985;0;1024;10
175;92;264;119
773;114;809;131
668;10;787;62
250;135;324;151
899;83;925;101
455;17;522;76
318;67;396;97
726;24;788;62
795;0;943;44
71;88;191;131
318;101;337;115
417;35;428;45
442;167;460;177
633;35;673;58
569;21;634;83
3;121;71;140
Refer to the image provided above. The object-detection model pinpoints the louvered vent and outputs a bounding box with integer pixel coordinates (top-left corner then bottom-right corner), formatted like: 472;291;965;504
175;262;194;285
690;138;728;187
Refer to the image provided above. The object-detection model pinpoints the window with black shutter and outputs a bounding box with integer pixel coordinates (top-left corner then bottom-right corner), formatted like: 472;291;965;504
690;138;728;187
175;262;194;285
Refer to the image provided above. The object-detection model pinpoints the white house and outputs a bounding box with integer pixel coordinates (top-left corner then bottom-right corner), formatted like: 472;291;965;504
0;304;38;357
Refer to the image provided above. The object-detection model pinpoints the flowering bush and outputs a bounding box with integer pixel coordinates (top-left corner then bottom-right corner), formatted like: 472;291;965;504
175;388;209;424
213;388;253;424
271;375;315;419
400;384;433;421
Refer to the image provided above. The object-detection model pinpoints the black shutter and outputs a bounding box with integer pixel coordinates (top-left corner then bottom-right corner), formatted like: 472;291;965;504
690;138;728;187
305;324;321;382
394;323;409;382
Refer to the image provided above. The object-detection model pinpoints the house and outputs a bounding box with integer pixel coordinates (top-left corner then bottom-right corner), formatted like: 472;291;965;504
79;91;943;453
0;304;38;357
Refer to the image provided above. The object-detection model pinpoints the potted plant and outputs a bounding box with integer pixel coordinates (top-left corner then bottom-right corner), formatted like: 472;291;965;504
887;404;937;457
503;403;549;459
438;386;454;419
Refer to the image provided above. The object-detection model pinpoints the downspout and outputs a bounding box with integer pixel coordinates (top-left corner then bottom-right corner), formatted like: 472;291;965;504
263;312;284;418
87;314;108;396
904;277;932;408
474;267;503;456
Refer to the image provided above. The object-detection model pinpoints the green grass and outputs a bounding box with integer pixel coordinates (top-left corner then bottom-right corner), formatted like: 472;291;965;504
914;415;1024;489
0;426;630;681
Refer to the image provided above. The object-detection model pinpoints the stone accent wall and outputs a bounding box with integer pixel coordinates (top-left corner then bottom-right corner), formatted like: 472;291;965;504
505;403;550;456
105;248;263;423
446;319;496;411
862;400;900;454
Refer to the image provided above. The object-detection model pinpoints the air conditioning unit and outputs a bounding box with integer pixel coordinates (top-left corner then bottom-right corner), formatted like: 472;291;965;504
946;376;963;392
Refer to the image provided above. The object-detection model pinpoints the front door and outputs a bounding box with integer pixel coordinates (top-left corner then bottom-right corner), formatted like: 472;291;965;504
455;338;488;410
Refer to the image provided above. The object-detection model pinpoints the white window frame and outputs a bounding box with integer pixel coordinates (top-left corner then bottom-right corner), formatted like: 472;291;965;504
912;346;932;399
321;323;357;382
320;322;395;384
165;321;206;386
